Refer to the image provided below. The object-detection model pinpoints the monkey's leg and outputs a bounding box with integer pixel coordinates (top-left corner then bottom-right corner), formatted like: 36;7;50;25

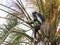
34;30;38;45
34;26;40;45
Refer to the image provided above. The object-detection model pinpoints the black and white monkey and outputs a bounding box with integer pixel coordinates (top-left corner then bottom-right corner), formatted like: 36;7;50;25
32;11;45;38
32;11;45;24
27;11;45;40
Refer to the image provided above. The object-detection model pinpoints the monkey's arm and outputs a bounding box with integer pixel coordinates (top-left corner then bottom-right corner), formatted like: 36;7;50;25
26;21;34;24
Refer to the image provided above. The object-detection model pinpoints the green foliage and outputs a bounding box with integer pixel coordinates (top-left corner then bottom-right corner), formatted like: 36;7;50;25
0;0;60;45
56;10;60;24
4;17;18;30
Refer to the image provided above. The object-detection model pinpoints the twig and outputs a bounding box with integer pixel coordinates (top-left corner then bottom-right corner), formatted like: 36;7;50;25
0;3;19;13
16;0;32;20
0;9;33;27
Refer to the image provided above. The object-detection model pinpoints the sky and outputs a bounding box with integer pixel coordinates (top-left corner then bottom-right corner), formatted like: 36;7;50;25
0;0;7;25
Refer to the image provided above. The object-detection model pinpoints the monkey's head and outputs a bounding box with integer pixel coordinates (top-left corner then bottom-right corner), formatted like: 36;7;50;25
32;11;37;17
32;11;38;21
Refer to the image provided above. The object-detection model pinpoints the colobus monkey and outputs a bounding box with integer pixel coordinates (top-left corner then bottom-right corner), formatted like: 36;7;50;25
32;11;45;38
32;11;45;24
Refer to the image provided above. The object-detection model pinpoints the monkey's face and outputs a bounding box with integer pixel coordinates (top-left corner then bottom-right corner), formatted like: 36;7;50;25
32;13;37;21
